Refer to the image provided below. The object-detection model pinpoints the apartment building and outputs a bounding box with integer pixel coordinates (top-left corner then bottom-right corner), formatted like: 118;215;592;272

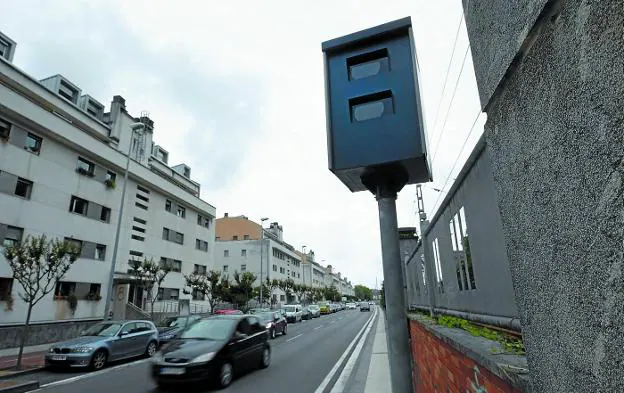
215;214;354;304
0;32;216;334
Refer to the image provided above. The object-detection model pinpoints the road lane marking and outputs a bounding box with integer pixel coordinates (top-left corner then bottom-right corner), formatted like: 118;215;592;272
31;358;150;391
314;326;322;330
286;333;303;342
330;308;378;392
313;308;377;393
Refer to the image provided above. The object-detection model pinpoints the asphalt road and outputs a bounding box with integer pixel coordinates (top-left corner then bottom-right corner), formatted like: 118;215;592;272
20;310;374;393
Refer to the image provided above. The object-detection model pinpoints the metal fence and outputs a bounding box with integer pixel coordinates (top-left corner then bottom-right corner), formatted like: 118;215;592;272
406;135;521;330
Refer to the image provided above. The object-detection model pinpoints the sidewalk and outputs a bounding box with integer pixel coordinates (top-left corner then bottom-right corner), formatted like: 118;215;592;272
363;310;391;393
0;344;48;374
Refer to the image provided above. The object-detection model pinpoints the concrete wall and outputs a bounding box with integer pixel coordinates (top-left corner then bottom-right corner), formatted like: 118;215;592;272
463;0;624;391
0;319;101;350
406;137;519;319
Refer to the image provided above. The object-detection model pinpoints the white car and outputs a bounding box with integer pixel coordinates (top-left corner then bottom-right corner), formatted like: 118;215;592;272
283;304;303;323
346;303;357;309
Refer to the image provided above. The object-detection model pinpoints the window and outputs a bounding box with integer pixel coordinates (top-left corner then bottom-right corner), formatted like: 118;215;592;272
241;264;247;272
69;196;88;215
76;157;95;176
64;238;83;255
131;235;145;241
233;235;238;240
223;265;229;272
432;238;444;293
273;264;277;272
95;244;106;261
224;250;229;257
24;133;42;154
174;232;184;245
195;239;208;252
100;207;111;222
162;228;169;240
0;277;13;301
194;264;207;275
243;235;250;240
197;215;202;225
14;178;33;199
0;119;10;139
129;250;143;257
241;249;247;257
135;202;148;210
133;217;147;225
280;295;285;301
157;288;179;301
132;226;146;233
280;267;285;274
165;200;172;212
137;184;150;194
451;207;476;291
136;194;149;202
171;260;182;272
55;281;76;297
192;288;204;301
176;206;186;218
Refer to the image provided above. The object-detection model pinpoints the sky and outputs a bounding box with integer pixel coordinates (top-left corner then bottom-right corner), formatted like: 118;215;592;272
1;0;485;289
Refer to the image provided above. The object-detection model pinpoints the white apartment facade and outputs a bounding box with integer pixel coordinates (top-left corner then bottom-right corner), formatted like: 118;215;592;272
0;32;216;329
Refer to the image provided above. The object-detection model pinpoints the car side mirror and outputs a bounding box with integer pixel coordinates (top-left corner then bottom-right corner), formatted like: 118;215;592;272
274;317;280;322
118;331;127;337
232;332;246;341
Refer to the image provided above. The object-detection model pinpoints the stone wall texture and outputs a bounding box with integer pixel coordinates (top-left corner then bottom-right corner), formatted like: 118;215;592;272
464;0;624;392
409;320;522;393
0;319;101;350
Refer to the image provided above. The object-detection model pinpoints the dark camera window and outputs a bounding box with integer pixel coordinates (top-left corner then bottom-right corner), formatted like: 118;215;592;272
349;90;394;122
347;48;389;81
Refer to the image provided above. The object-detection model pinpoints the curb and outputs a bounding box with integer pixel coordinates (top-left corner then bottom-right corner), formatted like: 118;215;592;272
0;367;45;381
0;381;40;393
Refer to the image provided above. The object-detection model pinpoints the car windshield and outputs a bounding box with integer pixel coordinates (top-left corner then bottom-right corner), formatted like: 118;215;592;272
82;323;122;337
284;306;297;312
161;316;193;328
179;319;236;341
309;305;319;309
258;312;275;322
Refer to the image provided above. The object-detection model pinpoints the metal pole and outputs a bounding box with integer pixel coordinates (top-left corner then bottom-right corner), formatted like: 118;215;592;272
259;227;264;307
103;124;143;320
377;187;413;393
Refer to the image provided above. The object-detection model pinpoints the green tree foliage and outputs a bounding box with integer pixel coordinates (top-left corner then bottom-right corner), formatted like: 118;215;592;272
129;257;173;320
184;269;222;312
354;284;373;301
4;235;79;369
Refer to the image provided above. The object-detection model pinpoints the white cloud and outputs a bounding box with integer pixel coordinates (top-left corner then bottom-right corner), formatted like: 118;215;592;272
1;0;484;288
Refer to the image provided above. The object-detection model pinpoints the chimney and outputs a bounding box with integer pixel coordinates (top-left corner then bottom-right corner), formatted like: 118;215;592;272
108;95;127;141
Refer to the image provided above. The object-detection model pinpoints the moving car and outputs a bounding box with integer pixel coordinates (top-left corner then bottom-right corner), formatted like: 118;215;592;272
248;308;270;314
345;303;357;310
157;315;201;346
307;305;321;318
359;302;371;312
46;320;159;370
319;303;330;315
213;309;244;315
151;315;271;389
301;307;313;320
257;311;287;338
283;304;303;323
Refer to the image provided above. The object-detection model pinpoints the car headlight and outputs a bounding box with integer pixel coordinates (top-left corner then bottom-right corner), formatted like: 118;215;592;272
266;322;273;328
190;352;216;364
160;333;175;340
48;347;55;353
71;347;94;353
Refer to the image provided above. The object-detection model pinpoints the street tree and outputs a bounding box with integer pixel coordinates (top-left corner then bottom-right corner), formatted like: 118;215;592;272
292;283;307;304
3;235;79;369
184;270;222;312
354;284;373;301
128;257;172;321
265;277;280;306
229;271;257;309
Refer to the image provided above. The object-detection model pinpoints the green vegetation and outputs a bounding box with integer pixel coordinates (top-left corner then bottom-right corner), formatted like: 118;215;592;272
420;312;525;355
353;284;373;300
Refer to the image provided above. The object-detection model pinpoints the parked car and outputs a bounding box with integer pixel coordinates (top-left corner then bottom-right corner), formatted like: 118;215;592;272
307;305;321;318
213;309;244;315
157;315;201;346
301;307;313;320
345;303;357;310
283;304;303;323
248;308;270;314
45;320;159;370
257;311;287;338
151;315;271;389
359;302;371;312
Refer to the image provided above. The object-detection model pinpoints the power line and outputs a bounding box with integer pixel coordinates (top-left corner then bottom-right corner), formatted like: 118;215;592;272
428;110;483;217
430;45;471;165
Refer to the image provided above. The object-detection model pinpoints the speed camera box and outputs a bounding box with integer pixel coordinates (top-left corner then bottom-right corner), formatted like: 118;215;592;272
322;17;431;192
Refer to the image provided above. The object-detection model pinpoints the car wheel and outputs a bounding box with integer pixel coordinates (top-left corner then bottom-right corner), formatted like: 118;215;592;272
283;324;287;335
218;362;233;389
259;346;271;369
90;349;107;371
145;341;157;357
270;328;276;339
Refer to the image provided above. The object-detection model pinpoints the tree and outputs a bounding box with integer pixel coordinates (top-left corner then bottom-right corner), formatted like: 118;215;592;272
323;285;341;302
184;270;222;312
292;284;307;304
228;271;257;309
354;284;373;301
4;235;79;369
266;278;280;306
128;257;172;320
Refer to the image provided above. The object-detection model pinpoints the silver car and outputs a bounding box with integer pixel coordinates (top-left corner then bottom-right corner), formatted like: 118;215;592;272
45;320;159;370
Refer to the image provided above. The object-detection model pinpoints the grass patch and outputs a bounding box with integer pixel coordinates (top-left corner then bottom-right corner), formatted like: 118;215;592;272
414;311;525;355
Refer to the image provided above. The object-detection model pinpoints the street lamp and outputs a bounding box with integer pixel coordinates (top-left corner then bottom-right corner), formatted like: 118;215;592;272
259;217;269;306
103;122;146;320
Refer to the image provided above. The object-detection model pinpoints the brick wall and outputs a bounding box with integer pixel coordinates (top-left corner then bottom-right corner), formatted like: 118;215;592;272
409;319;523;393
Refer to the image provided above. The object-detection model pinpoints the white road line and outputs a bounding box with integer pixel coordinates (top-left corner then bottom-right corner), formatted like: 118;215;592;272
285;333;304;343
330;308;377;393
314;326;323;330
313;309;377;393
32;358;150;391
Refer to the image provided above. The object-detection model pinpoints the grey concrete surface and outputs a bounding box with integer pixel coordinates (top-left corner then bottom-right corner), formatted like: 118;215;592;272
0;320;102;351
465;0;624;392
11;311;371;393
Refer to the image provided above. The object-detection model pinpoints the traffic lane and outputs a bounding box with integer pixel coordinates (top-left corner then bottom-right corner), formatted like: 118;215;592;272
12;312;340;387
224;310;373;393
31;311;372;393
